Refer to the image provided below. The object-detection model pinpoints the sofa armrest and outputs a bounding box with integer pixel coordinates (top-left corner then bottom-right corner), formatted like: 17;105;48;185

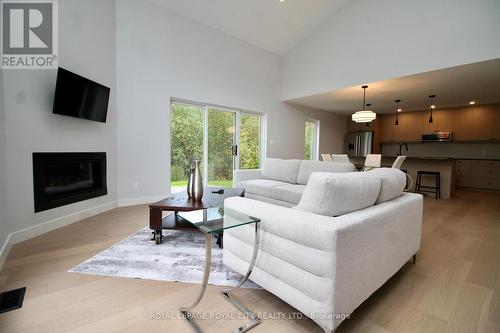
233;169;262;188
328;192;423;315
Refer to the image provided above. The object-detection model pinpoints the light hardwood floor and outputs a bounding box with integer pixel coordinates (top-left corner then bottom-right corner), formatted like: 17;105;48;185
0;190;499;333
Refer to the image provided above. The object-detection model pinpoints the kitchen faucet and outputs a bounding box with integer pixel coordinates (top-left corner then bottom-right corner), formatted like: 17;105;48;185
397;143;408;156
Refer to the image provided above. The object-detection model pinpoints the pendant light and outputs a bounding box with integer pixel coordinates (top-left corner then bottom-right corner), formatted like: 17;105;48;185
428;95;436;123
365;104;372;127
352;85;376;123
394;99;401;125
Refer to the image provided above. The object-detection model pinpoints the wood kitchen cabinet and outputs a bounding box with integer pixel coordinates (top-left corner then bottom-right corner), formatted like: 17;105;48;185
422;109;453;133
393;113;408;142
376;104;500;144
379;115;395;143
453;108;473;141
493;109;500;141
471;107;494;141
456;160;500;191
422;110;438;133
437;109;453;132
379;112;422;143
405;112;423;141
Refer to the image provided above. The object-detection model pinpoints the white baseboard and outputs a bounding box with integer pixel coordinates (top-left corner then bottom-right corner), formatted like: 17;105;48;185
0;200;118;271
118;194;170;207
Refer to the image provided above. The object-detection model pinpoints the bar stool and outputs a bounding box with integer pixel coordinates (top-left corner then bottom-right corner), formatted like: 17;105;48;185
415;171;441;199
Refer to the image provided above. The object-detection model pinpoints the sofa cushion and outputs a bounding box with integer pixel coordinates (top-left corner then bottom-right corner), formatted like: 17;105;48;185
272;184;306;204
239;179;289;198
296;160;355;185
366;168;406;203
297;172;381;216
262;158;301;184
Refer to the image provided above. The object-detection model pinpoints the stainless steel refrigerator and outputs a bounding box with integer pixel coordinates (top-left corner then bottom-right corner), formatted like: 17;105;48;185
346;131;373;157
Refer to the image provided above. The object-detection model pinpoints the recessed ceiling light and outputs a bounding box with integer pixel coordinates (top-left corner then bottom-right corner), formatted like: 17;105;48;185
469;101;476;105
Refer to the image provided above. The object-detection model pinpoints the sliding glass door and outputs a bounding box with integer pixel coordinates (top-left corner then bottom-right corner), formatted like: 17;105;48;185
239;113;261;169
207;108;236;187
170;103;204;191
170;101;263;192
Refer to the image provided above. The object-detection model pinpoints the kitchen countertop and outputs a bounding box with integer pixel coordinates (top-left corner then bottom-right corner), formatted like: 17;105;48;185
384;156;455;161
350;156;500;161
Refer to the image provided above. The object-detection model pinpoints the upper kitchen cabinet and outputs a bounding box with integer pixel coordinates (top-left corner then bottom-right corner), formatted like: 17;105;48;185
437;109;453;132
493;109;500;141
422;109;453;133
453;105;499;141
471;106;495;141
379;115;395;143
453;108;473;141
374;104;499;144
405;112;423;141
393;113;408;142
422;110;438;133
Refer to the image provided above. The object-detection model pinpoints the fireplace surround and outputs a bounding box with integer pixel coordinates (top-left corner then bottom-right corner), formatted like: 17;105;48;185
33;152;107;212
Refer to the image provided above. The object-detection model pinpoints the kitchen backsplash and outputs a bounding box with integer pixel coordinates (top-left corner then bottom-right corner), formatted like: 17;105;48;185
382;142;500;159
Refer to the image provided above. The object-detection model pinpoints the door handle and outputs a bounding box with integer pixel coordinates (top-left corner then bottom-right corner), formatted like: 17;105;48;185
231;145;238;156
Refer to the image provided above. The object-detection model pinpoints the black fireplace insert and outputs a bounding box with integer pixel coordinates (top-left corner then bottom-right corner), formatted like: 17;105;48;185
33;152;107;212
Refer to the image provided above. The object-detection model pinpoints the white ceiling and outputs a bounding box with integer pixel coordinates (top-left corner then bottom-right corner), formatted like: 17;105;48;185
286;59;500;114
148;0;348;55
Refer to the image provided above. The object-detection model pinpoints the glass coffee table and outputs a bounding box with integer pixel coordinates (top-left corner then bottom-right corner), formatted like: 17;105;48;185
177;207;261;333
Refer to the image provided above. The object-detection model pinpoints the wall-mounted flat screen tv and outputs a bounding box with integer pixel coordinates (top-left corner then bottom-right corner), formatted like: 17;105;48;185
53;68;110;123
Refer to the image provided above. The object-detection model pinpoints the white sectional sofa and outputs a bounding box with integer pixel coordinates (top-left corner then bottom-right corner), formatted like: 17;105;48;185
225;162;423;332
233;158;356;207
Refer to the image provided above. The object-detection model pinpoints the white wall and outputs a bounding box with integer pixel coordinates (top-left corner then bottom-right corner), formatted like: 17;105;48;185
116;0;346;201
1;0;117;253
282;0;500;100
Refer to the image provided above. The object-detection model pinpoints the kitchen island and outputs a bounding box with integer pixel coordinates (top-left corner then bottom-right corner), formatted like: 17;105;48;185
350;156;456;199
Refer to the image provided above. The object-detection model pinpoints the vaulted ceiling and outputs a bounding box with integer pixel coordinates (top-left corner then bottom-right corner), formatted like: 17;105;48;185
148;1;500;115
149;0;349;55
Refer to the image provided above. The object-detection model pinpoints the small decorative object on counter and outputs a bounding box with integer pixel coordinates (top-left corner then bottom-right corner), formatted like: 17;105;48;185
189;160;204;200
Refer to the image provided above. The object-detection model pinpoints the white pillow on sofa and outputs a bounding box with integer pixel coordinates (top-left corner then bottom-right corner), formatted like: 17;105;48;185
366;168;406;204
297;172;381;217
262;158;302;184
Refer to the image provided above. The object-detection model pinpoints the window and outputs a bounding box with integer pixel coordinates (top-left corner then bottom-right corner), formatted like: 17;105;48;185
304;119;320;160
170;100;265;192
239;113;261;169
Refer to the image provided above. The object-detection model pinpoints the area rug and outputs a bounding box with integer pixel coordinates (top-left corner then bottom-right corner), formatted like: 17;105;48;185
69;228;260;289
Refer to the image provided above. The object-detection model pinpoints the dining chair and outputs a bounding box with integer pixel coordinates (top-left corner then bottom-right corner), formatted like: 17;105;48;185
363;154;381;171
321;154;332;161
331;154;350;163
392;156;406;169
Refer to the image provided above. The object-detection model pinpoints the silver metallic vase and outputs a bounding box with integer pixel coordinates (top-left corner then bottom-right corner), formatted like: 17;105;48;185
190;160;203;200
187;165;195;198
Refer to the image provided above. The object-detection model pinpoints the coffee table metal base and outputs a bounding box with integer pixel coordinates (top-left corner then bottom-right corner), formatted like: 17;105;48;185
179;223;261;333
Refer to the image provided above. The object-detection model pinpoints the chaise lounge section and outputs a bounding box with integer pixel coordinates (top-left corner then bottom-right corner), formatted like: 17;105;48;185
225;167;423;332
